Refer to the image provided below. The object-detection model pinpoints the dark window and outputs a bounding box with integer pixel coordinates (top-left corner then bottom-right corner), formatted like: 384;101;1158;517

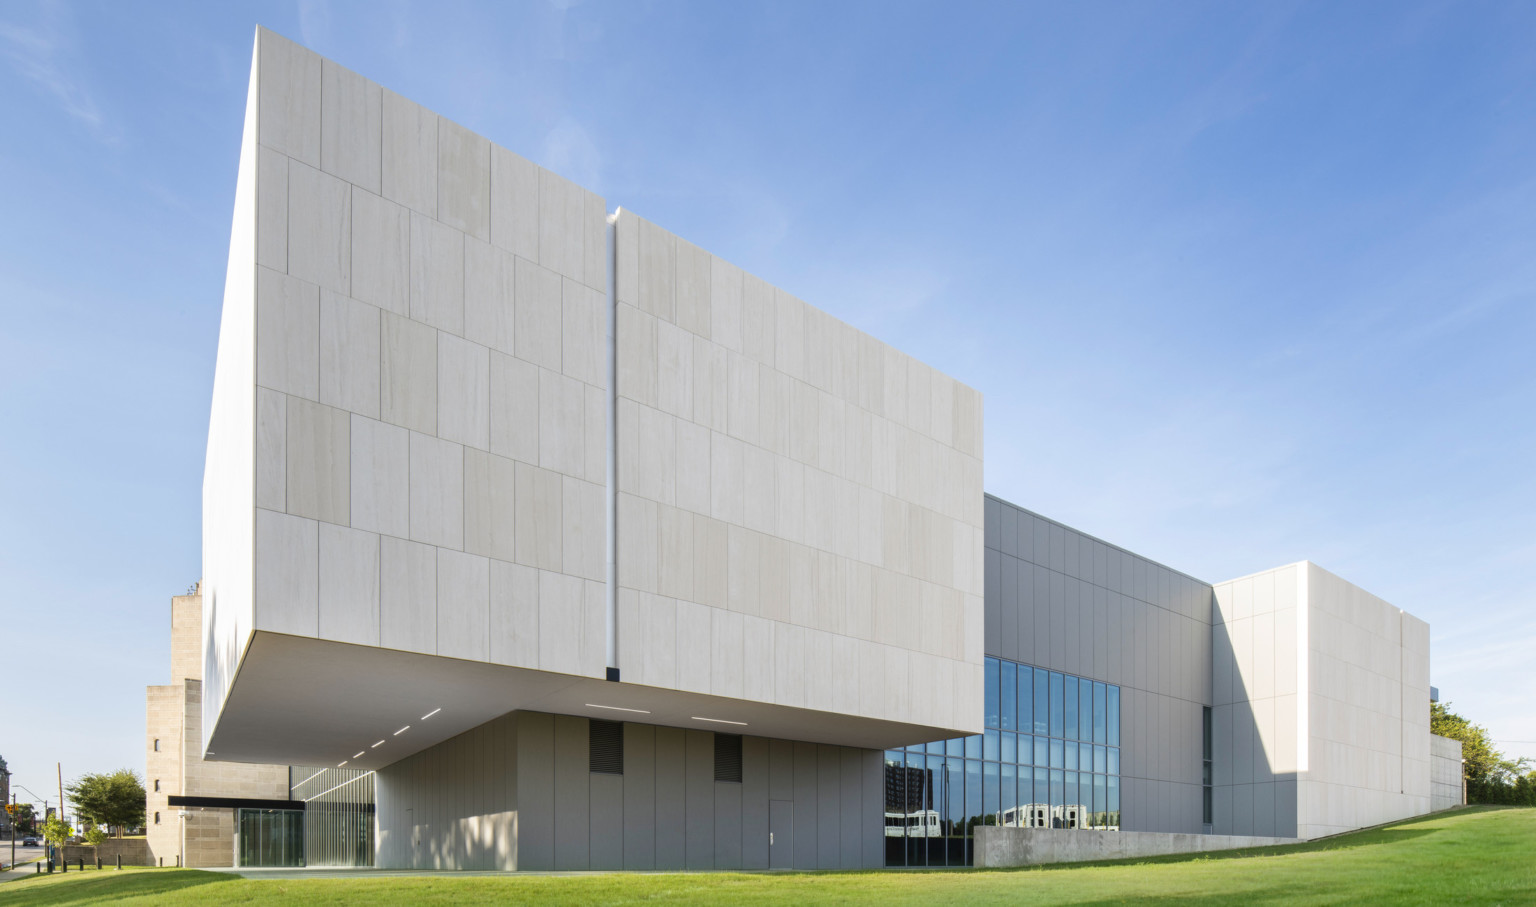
154;739;160;752
714;733;743;782
154;779;160;792
154;812;160;825
590;719;624;774
1202;706;1213;825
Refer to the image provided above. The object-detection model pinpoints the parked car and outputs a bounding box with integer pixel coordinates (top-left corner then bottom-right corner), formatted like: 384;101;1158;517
21;836;39;846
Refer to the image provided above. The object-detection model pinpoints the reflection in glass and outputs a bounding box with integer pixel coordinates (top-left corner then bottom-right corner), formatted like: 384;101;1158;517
1001;763;1018;827
1108;686;1120;747
1064;676;1078;742
888;658;1123;865
1034;768;1049;828
1080;680;1093;742
1049;769;1064;828
1049;672;1065;738
1094;681;1108;744
1001;660;1016;731
884;750;906;867
985;656;1000;728
983;761;1000;826
1034;668;1049;735
946;758;966;866
1019;667;1033;735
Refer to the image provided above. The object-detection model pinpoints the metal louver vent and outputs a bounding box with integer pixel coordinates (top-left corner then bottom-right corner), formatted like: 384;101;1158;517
714;733;743;783
590;719;624;774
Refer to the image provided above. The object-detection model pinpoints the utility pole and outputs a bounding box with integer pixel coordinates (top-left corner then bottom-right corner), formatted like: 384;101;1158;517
56;764;63;831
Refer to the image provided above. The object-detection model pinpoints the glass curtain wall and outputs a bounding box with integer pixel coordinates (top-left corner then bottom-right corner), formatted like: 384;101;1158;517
236;809;304;867
290;766;376;867
884;656;1121;866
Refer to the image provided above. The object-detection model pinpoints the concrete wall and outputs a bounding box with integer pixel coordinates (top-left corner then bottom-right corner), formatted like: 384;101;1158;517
1430;734;1464;811
1212;562;1433;840
62;838;152;867
1301;563;1431;838
983;496;1212;834
145;684;181;864
202;31;260;748
1210;563;1302;838
974;825;1295;868
375;710;884;870
375;712;518;869
209;26;611;727
613;210;985;733
148;590;293;868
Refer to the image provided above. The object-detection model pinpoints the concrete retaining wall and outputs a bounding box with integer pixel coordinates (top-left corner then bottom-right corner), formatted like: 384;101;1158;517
59;837;152;866
974;826;1297;867
1430;734;1464;812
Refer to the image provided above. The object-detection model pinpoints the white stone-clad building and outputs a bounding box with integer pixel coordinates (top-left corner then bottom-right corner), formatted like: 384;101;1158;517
195;28;1449;870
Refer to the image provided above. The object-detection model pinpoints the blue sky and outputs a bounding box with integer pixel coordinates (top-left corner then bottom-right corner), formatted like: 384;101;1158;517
2;0;1533;804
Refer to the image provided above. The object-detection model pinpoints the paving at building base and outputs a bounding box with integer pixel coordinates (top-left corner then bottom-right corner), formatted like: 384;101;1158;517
139;24;1465;872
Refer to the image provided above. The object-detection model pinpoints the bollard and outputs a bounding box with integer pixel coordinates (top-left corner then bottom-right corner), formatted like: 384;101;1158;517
60;856;66;873
78;858;84;871
117;854;122;870
47;858;53;873
158;856;163;867
35;862;40;873
96;856;102;870
176;854;181;868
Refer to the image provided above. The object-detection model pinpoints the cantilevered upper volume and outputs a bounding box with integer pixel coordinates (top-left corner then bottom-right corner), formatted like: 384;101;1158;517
201;27;985;772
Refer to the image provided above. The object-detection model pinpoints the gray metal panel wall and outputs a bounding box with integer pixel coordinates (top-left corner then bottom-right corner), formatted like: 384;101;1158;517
984;494;1214;835
623;723;657;869
517;711;555;869
374;710;518;870
379;710;885;871
684;730;715;868
714;781;743;868
553;715;589;869
654;726;687;869
741;736;770;869
792;741;818;868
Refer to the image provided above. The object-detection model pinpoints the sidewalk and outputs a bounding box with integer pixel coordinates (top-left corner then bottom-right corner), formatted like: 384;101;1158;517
0;858;41;883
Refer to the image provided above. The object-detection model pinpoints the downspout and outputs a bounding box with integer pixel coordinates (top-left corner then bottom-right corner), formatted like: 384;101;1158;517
605;211;620;682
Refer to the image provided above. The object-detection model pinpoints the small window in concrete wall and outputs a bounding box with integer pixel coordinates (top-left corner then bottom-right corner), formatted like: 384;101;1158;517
590;719;624;774
154;779;160;792
714;733;742;782
154;739;160;752
154;812;159;825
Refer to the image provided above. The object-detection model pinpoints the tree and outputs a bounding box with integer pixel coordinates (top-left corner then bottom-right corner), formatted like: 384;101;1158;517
1432;701;1536;805
42;814;70;861
8;803;37;835
64;770;146;838
82;823;107;862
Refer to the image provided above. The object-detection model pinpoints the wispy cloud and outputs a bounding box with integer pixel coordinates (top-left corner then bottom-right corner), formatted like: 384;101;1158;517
0;3;107;137
297;0;332;49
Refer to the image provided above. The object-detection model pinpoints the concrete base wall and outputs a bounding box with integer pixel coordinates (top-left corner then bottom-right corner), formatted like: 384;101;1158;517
974;826;1297;867
1430;733;1464;812
60;838;152;866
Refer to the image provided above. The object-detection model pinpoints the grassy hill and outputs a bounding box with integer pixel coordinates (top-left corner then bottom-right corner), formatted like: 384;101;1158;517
3;805;1532;905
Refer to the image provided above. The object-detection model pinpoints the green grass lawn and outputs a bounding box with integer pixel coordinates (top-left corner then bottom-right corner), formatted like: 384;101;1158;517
4;806;1532;905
